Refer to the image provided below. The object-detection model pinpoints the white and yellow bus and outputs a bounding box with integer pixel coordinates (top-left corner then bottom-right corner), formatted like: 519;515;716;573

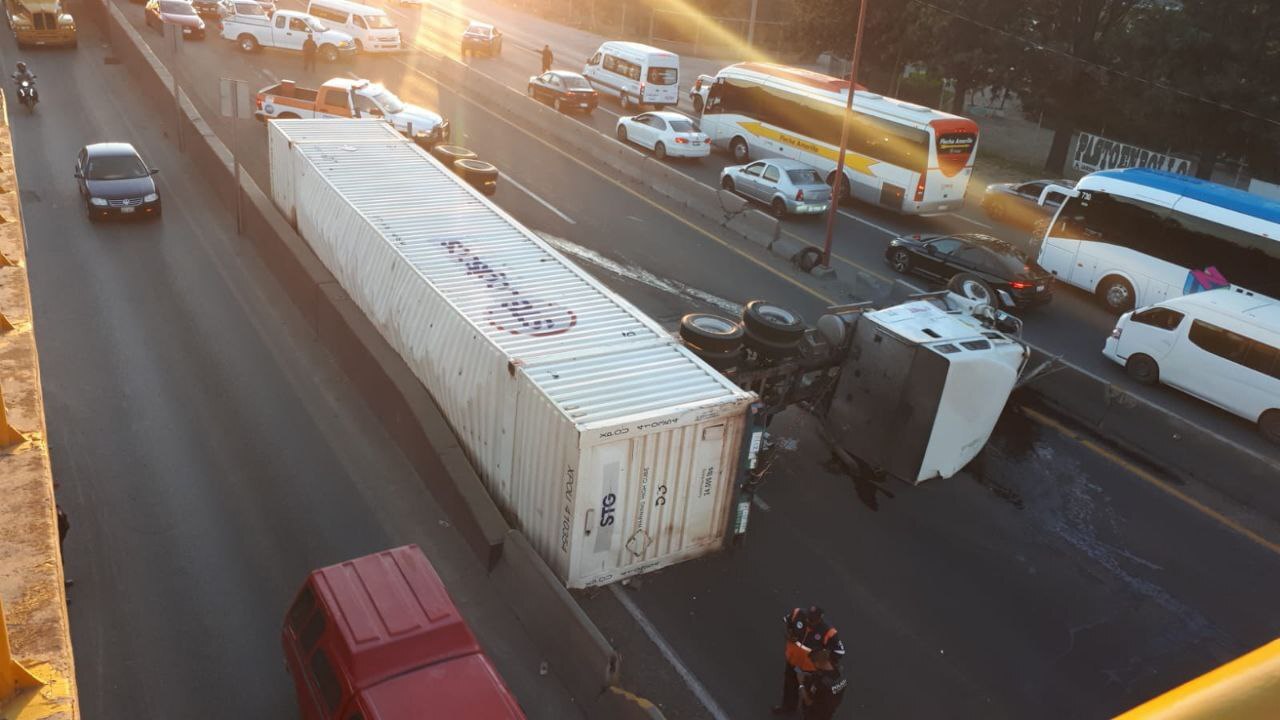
699;63;979;215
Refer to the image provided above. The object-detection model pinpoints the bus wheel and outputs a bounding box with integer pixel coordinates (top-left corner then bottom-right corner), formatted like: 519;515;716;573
1260;410;1280;444
730;137;749;163
1097;275;1135;313
1125;354;1160;385
826;171;851;203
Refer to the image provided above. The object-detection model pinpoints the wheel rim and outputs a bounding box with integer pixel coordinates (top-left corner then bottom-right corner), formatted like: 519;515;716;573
241;38;253;50
756;304;798;326
1134;360;1154;381
1106;282;1131;309
732;141;747;162
961;279;991;304
690;316;737;335
892;250;910;272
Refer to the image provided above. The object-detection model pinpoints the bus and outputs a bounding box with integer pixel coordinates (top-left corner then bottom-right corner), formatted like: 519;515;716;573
1036;168;1280;313
698;62;979;215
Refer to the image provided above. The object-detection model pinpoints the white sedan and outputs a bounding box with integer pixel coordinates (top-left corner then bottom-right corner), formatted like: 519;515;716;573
615;111;710;160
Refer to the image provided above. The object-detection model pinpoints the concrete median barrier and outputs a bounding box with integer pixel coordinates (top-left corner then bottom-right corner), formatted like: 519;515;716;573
492;530;620;710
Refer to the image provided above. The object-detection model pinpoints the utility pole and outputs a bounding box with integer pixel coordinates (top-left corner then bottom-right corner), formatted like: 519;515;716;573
746;0;758;48
820;0;868;269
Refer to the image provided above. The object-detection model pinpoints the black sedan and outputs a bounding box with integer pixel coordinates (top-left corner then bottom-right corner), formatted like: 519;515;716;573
885;233;1053;310
527;71;598;113
980;178;1075;230
75;143;162;222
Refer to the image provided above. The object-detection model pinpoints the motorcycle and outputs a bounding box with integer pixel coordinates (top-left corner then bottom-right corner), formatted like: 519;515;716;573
15;76;37;113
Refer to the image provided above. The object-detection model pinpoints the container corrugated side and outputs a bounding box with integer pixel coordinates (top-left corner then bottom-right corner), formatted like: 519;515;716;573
275;121;754;586
267;119;404;225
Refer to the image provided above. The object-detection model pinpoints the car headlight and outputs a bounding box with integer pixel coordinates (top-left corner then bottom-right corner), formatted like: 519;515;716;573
90;197;108;206
144;193;159;202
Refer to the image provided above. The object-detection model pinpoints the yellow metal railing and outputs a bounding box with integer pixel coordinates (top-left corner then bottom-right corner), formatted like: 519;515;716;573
1115;637;1280;720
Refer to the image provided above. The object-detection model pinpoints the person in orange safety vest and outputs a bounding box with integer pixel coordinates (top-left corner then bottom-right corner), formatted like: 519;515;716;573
773;605;845;716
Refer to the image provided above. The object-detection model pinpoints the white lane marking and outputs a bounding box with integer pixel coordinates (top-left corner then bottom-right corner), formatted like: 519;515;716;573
610;584;731;720
837;209;897;237
538;233;741;316
949;213;994;229
751;495;771;511
499;172;576;224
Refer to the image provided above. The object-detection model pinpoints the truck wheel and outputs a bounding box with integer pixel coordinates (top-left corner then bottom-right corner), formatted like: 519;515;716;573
431;144;478;170
320;44;339;62
454;159;499;195
742;300;805;345
238;34;258;52
687;344;741;371
745;329;799;361
948;272;996;307
679;314;744;354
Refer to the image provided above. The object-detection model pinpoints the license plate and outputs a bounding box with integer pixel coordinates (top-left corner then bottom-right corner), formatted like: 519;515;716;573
1036;284;1045;292
121;206;135;214
182;27;192;34
691;140;702;145
579;103;589;107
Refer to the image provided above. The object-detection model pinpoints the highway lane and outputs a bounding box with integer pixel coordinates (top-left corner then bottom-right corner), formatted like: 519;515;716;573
4;17;583;719
87;6;1280;719
309;0;1280;458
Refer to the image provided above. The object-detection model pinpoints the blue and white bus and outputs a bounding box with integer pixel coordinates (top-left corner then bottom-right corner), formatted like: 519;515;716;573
1036;168;1280;312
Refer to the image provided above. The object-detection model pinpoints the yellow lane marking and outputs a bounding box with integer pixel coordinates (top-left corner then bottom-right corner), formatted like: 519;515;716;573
1022;406;1280;559
388;55;838;305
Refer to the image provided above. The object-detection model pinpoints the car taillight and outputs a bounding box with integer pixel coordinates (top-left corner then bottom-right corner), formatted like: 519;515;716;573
796;189;804;201
1009;280;1032;290
675;137;688;144
914;175;926;202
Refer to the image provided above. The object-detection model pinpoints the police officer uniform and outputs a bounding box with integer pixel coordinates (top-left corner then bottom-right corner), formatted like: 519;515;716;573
802;661;848;720
774;606;845;715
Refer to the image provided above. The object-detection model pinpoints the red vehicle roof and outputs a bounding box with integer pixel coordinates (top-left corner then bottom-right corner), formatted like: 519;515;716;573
363;653;526;719
309;545;483;689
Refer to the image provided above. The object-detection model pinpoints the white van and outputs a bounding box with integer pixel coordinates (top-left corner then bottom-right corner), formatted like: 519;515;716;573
305;0;400;52
1103;287;1280;442
582;41;679;110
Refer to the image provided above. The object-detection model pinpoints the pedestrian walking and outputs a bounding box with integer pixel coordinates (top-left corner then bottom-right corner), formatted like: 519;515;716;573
800;650;848;720
56;504;72;588
302;35;317;72
774;606;846;716
540;44;553;74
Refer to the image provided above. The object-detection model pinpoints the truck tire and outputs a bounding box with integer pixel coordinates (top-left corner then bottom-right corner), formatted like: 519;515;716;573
745;329;799;361
277;112;300;120
687;344;741;371
454;159;499;195
431;144;478;170
678;314;744;354
320;44;339;62
948;272;996;307
742;300;805;345
238;34;259;52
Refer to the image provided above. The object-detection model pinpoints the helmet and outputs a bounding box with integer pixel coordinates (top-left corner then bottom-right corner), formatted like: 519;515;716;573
16;62;27;72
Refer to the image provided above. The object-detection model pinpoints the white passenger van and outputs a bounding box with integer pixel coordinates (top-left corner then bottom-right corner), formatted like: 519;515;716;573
1103;287;1280;442
305;0;400;52
582;41;680;110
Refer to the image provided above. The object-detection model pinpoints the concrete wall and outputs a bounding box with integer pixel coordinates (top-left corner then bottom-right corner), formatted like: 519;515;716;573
0;93;79;718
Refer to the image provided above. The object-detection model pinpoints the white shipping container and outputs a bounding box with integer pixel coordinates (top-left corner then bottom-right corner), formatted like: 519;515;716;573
268;119;756;588
268;120;405;227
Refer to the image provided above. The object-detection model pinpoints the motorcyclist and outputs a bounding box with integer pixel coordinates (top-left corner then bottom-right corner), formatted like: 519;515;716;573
11;62;36;102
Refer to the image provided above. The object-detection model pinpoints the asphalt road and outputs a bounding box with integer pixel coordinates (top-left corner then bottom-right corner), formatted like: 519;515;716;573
3;15;583;719
25;3;1280;719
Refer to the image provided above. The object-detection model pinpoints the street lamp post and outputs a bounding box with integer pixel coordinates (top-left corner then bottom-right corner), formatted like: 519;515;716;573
821;0;869;268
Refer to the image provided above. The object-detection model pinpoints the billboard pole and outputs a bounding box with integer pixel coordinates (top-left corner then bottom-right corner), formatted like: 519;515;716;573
820;0;868;268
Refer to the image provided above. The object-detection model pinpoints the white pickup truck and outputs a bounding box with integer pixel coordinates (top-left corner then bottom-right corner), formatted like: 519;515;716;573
221;6;355;62
255;77;450;144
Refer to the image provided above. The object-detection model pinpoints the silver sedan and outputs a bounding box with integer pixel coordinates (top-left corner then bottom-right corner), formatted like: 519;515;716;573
720;158;832;217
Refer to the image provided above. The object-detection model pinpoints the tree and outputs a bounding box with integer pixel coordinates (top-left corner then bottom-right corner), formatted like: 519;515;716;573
1007;0;1141;173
